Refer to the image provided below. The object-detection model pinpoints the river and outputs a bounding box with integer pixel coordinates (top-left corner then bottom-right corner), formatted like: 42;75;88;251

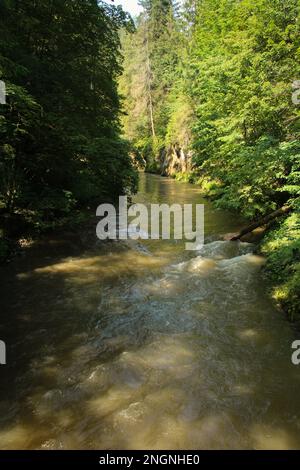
0;173;300;449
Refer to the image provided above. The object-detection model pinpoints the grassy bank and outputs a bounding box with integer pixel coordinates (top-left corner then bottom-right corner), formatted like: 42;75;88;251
260;210;300;321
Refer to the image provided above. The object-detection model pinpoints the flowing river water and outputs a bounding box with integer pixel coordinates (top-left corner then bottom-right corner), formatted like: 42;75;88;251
0;173;300;449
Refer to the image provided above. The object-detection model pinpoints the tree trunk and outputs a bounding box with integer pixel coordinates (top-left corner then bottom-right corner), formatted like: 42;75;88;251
145;31;156;138
230;206;292;241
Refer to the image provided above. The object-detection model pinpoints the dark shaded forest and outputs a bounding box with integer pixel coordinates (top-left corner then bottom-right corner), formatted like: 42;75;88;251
0;0;138;252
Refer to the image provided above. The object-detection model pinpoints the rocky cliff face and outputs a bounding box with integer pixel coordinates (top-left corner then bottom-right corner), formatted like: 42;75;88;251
159;144;192;176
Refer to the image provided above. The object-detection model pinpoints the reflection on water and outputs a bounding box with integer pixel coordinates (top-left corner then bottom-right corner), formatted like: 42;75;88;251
0;173;300;449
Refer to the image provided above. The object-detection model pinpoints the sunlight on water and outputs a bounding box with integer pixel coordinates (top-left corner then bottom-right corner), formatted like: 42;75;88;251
1;173;300;449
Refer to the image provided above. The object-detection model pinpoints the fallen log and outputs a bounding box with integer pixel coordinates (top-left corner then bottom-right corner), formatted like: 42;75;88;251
230;205;292;241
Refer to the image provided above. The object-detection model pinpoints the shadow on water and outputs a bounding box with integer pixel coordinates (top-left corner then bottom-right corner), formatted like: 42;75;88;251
0;173;300;449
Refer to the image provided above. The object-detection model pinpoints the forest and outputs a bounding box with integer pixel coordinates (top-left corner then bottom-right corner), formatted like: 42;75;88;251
1;0;300;453
119;0;300;319
0;0;138;251
0;0;299;317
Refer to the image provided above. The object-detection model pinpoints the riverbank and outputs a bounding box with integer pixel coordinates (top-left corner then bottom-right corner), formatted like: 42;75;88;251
0;207;92;264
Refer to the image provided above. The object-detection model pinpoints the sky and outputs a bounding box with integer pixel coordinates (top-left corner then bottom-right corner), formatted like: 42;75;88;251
106;0;143;17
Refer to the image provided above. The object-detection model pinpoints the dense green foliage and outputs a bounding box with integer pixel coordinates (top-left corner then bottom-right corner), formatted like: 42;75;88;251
119;0;183;170
0;0;137;245
189;0;300;217
261;209;300;319
120;0;299;318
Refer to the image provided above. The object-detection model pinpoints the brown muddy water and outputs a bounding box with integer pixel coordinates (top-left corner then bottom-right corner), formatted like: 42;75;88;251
0;173;300;449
